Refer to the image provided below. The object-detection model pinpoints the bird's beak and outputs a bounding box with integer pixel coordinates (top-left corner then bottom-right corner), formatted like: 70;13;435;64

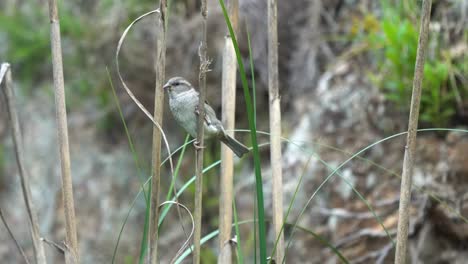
163;83;171;90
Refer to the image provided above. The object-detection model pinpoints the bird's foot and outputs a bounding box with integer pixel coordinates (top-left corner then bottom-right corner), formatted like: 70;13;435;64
193;140;206;150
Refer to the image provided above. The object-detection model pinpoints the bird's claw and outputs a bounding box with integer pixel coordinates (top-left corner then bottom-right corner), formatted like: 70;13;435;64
193;140;206;150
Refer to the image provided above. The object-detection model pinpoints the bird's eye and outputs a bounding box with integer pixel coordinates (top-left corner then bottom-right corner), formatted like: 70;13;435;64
173;81;180;86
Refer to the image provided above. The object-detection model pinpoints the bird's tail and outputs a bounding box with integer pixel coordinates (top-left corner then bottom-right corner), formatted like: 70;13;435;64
220;134;250;158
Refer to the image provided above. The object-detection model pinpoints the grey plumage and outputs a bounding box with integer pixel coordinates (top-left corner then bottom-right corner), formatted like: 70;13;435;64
164;77;249;158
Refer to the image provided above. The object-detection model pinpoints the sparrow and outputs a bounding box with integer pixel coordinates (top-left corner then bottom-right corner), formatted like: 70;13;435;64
163;77;249;158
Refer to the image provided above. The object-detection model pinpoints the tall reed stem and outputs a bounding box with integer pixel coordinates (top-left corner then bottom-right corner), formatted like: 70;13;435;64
47;1;79;261
267;0;284;261
193;0;208;263
218;0;239;263
149;1;167;263
395;0;432;263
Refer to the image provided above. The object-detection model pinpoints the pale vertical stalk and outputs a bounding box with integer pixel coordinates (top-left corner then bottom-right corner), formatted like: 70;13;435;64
193;0;208;263
218;39;236;263
47;1;79;262
149;1;167;263
218;0;238;262
395;0;432;263
1;63;46;264
268;0;284;262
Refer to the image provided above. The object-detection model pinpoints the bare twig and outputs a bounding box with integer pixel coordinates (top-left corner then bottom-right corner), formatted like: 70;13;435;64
41;237;66;254
0;207;31;264
149;1;167;263
193;0;208;263
47;1;79;262
395;0;432;263
218;0;239;263
1;63;46;264
41;238;76;264
268;0;284;261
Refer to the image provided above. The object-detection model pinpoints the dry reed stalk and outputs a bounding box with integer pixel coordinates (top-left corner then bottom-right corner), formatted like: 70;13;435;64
267;0;284;262
218;38;237;264
193;0;208;262
149;1;167;263
1;64;42;264
218;0;239;263
395;0;432;263
47;1;79;262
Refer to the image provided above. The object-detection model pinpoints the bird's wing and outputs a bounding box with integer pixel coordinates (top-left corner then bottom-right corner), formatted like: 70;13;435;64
204;102;217;122
194;103;213;125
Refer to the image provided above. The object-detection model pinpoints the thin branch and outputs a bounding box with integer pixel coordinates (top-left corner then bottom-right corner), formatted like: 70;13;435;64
149;1;167;263
218;0;239;262
1;63;46;264
41;238;76;264
0;207;31;264
47;1;79;262
193;0;208;263
268;0;284;262
395;0;432;263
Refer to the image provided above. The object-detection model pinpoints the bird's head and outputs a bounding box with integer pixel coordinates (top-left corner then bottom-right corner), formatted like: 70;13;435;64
163;77;193;98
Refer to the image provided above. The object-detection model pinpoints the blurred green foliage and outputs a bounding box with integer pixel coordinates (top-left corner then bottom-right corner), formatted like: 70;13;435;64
0;5;50;85
353;1;467;128
0;1;142;102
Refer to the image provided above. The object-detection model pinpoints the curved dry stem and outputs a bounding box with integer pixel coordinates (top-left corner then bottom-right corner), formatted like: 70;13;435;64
115;9;174;175
157;201;195;264
114;10;197;261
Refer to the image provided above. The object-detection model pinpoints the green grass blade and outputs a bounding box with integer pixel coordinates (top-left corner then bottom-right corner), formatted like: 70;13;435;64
246;21;258;264
174;219;349;264
160;134;190;230
111;173;148;264
139;182;151;264
284;223;349;264
107;68;151;263
107;68;148;202
246;23;257;124
107;68;150;263
269;157;312;262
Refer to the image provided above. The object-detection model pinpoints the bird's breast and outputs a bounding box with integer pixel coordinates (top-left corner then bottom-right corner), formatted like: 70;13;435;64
169;94;219;139
169;95;198;138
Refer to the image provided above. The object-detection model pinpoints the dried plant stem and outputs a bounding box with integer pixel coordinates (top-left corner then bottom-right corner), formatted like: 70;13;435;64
0;207;31;264
395;0;432;263
193;0;208;263
268;0;284;261
1;64;39;264
47;1;79;262
218;36;237;264
218;0;239;262
149;1;167;263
